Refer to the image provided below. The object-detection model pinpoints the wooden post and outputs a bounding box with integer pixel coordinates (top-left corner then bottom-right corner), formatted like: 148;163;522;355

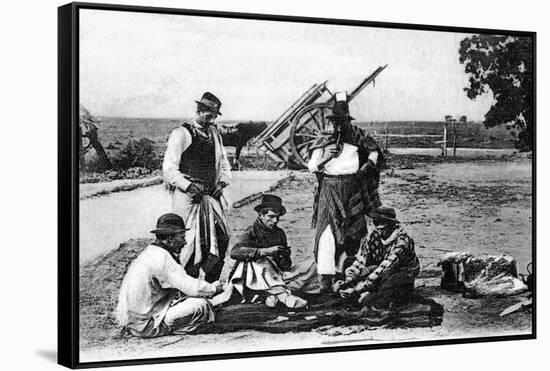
442;121;448;157
384;122;388;151
88;130;113;170
452;119;457;157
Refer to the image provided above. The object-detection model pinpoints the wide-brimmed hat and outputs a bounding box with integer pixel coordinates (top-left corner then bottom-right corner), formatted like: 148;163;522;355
254;194;286;215
150;213;189;235
195;92;222;115
368;206;400;224
326;92;354;121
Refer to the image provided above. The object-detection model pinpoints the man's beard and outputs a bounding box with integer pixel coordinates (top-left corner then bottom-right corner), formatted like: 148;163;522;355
375;224;393;238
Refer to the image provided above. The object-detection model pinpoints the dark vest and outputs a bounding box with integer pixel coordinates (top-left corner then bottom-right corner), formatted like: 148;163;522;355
179;123;217;189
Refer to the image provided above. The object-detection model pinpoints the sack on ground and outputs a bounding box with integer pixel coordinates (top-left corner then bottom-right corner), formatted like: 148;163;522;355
438;252;527;296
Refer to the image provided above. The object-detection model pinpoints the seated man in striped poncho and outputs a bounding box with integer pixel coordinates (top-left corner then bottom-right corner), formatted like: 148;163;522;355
335;206;420;306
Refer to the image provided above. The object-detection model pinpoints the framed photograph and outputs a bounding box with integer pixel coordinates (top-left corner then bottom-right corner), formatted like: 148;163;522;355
58;2;536;368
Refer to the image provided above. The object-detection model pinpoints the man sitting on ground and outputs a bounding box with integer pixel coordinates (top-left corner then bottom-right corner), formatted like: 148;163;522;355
116;213;234;338
229;195;319;309
335;206;420;306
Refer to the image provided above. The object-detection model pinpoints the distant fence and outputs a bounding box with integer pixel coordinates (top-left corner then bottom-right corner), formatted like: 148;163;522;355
372;119;460;157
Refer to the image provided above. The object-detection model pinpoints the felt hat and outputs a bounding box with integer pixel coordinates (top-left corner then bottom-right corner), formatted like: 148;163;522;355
195;92;222;115
326;92;354;121
254;194;286;216
368;206;400;224
150;213;189;235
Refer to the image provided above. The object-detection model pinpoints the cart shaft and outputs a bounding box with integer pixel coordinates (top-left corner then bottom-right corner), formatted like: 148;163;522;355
348;64;388;102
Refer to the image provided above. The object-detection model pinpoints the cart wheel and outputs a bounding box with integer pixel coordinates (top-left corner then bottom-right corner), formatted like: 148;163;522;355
289;102;333;168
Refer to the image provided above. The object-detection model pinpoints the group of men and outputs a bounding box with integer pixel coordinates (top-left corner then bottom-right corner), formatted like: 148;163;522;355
116;91;420;338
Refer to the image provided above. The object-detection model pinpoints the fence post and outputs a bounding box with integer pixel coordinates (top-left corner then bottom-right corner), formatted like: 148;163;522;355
442;121;448;157
452;119;457;157
384;122;388;151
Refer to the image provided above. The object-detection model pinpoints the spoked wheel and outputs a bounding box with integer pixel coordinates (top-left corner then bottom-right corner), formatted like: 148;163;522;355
289;102;333;168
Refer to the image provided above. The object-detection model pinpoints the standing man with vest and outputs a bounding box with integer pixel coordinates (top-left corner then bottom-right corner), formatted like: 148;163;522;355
163;92;232;283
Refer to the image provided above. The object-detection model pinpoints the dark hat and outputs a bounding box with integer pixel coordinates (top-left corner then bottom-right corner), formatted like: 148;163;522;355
368;206;400;224
150;213;189;235
195;92;222;115
254;194;286;215
326;92;354;121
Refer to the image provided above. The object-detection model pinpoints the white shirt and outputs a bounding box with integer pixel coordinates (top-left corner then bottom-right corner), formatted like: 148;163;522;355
308;143;360;175
116;244;217;328
162;118;232;191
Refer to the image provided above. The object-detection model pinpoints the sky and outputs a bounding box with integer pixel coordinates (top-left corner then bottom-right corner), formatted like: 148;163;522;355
79;9;496;122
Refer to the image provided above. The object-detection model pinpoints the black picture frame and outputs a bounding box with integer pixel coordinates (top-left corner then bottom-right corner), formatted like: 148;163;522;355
58;2;536;368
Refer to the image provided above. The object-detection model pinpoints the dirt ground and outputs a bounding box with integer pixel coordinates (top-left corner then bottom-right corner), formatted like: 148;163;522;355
79;154;533;363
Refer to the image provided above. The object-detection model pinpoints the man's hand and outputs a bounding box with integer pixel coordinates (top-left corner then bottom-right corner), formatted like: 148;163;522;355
219;283;235;301
356;159;377;178
317;146;342;172
211;181;227;198
209;283;235;306
339;287;357;299
260;245;285;257
326;146;342;159
211;280;224;295
365;159;377;170
187;183;205;203
187;183;204;195
345;260;364;281
333;280;347;292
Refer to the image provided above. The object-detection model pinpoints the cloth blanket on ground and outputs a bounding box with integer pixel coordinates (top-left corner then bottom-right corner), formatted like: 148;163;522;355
202;292;443;333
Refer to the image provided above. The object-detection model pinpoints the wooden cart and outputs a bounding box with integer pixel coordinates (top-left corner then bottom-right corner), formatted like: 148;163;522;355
252;65;387;168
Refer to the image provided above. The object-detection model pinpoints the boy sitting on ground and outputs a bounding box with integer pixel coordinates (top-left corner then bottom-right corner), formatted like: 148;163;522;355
229;195;317;309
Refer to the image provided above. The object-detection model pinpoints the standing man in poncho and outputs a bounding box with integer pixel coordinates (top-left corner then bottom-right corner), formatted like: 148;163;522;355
307;92;385;292
163;92;231;283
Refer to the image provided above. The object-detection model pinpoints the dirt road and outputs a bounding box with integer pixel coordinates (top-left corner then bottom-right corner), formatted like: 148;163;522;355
79;171;290;263
79;156;533;363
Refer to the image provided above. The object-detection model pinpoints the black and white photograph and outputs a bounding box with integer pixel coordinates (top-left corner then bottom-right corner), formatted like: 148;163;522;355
59;1;535;368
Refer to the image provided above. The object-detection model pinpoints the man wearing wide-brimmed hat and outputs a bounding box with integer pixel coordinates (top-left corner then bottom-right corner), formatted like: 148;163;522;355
163;92;232;283
115;213;234;338
335;206;420;306
228;195;320;309
307;92;385;292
